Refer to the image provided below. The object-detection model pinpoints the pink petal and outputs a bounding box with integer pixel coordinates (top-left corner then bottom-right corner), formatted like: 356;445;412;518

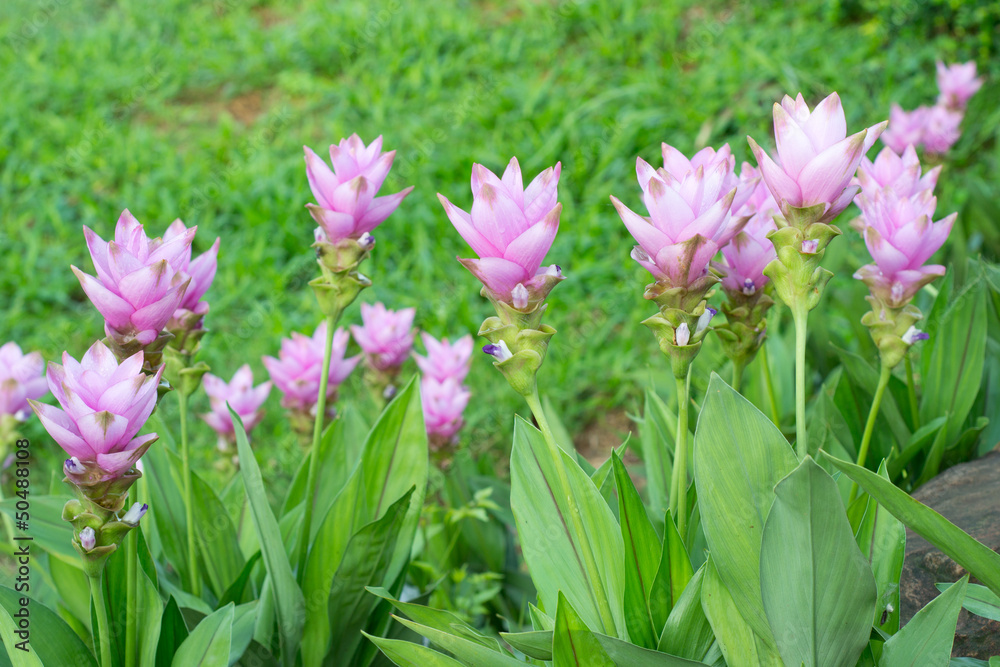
612;195;672;255
356;186;413;233
773;103;817;179
77;411;128;455
501;157;524;209
797;133;866;206
470;183;529;249
304;146;339;209
748;138;802;208
523;163;561;223
643;177;695;235
32;402;94;459
457;257;530;298
502;204;560;273
800;92;847;151
307;204;357;241
73;267;134;330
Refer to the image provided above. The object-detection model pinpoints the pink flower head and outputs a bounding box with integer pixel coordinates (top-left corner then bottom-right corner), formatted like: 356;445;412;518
749;92;886;222
419;377;470;447
73;210;193;347
350;303;416;373
936;61;983;110
304;134;414;243
855;145;941;203
717;164;779;296
162;219;220;320
611;143;745;286
855;188;955;307
439;158;564;307
262;322;359;414
880;104;930;154
0;343;48;421
921;105;963;155
200;365;270;445
29;341;161;481
413;333;473;384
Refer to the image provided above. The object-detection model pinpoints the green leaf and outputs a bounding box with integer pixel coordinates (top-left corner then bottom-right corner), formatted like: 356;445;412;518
881;576;967;666
760;457;876;666
217;551;262;609
935;582;1000;622
823;453;1000;597
553;592;615;667
326;488;415;664
171;603;234;666
701;557;783;667
648;513;693;637
156;597;190;667
500;627;708;666
854;461;906;634
499;630;553;660
510;416;625;636
185;457;245;600
833;346;910;449
366;587;502;652
613;452;661;649
231;407;305;663
0;588;95;667
0;496;79;569
363;632;465;667
0;603;42;667
392;616;524;666
638;389;683;520
920;274;988;446
887;416;947;481
543;394;577;456
693;373;797;648
657;564;713;660
144;414;191;577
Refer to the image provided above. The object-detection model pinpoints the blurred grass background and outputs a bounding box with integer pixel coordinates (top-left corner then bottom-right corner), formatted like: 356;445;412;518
2;0;998;484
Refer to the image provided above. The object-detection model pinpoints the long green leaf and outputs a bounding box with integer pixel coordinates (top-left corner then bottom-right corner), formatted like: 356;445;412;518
0;603;41;667
231;407;305;662
509;416;625;636
638;389;681;520
185;458;245;599
854;461;906;634
553;592;615;667
0;496;79;568
0;588;95;667
500;630;553;660
760;457;876;666
700;557;782;667
498;628;707;666
392;617;524;666
657;564;713;660
649;512;693;634
363;632;465;667
171;603;235;667
693;373;797;648
367;588;502;652
834;345;910;449
156;597;190;667
881;576;967;666
823;452;1000;597
935;582;1000;622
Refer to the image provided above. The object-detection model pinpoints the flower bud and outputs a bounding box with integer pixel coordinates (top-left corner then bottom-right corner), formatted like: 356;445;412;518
80;527;96;552
483;341;513;362
902;326;929;345
122;502;148;526
675;323;691;347
696;307;717;335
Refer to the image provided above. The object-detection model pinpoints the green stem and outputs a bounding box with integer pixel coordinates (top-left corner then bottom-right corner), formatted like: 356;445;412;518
125;520;137;667
792;306;809;458
850;365;892;500
905;354;920;430
178;390;200;596
0;483;14;544
524;388;617;636
668;375;690;540
732;361;745;393
89;575;112;667
760;344;781;427
296;313;338;582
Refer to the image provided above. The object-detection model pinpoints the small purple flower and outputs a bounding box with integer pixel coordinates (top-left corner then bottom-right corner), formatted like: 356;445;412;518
350;303;416;374
79;527;96;551
696;307;717;335
483;341;512;362
122;502;148;525
0;342;48;421
902;326;930;345
263;323;360;416
200;365;271;446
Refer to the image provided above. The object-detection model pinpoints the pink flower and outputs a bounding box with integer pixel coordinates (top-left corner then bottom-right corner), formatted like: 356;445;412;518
162;219;220;323
717;165;778;296
29;341;161;481
413;333;473;384
880;104;930;154
200;365;270;446
921;105;963;154
854;188;955;307
0;343;48;421
262;322;359;415
73;210;193;347
439;158;563;306
304;134;413;243
611;144;743;286
855;145;941;202
351;303;416;373
420;377;470;447
749;92;885;222
936;61;982;110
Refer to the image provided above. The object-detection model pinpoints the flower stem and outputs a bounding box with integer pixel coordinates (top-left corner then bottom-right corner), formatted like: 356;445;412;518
905;354;920;430
732;360;745;393
125;521;137;667
89;575;112;667
524;388;617;636
760;343;781;427
850;365;892;501
296;312;338;582
178;389;200;596
668;374;690;540
792;305;809;458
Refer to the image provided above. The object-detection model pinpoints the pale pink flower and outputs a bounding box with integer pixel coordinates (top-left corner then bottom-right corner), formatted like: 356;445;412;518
0;342;48;421
936;61;983;110
413;333;473;384
200;365;270;445
263;323;359;415
350;303;416;373
855;145;941;202
921;105;963;154
162;219;220;327
420;377;470;448
717;164;778;296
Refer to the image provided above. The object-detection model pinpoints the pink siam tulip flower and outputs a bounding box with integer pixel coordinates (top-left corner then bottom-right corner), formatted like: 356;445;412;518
350;303;417;373
439;158;563;307
413;333;473;384
420;377;470;449
304;134;414;243
162;219;220;328
73;210;193;350
262;322;359;417
200;365;270;448
748;92;886;222
855;145;941;202
854;188;955;307
936;61;983;110
921;105;963;154
0;342;48;421
660;143;755;211
717;165;778;296
880;104;929;154
611;144;744;287
29;341;161;481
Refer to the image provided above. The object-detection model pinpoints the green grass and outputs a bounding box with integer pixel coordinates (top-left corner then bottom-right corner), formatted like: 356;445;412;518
2;0;998;484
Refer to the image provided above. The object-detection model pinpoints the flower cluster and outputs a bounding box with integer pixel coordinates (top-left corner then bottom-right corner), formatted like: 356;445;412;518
881;61;982;155
414;333;472;450
351;303;416;397
200;365;270;452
